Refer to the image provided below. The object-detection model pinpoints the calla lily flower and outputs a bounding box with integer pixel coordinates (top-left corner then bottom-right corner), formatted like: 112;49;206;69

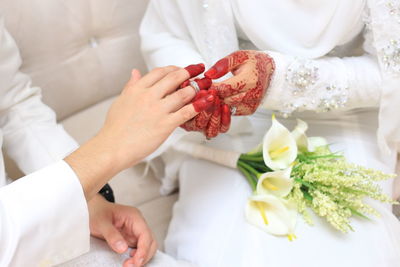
291;119;309;152
291;119;328;152
256;168;293;197
245;194;297;237
263;115;297;170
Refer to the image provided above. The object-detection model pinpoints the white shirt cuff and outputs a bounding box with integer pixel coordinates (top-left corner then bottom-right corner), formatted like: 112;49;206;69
0;160;90;266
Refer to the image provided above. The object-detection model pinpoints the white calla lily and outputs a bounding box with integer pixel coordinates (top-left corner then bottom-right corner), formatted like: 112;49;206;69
263;115;297;170
245;194;297;238
291;119;309;152
291;119;328;152
256;168;293;197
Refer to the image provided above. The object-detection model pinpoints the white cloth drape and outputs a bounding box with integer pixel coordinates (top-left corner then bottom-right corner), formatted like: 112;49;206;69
0;19;90;266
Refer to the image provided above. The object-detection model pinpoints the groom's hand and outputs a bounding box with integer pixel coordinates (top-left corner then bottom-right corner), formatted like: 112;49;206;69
88;195;156;267
66;65;215;200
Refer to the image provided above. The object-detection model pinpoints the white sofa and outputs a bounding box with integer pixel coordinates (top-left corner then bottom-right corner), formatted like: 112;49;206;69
0;0;180;265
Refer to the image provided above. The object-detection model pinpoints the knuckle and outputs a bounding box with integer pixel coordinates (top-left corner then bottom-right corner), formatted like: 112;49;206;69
177;87;194;102
166;70;183;81
151;67;165;74
181;109;194;121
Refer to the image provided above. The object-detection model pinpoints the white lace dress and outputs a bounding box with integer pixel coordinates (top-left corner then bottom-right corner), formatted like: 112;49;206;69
140;1;400;266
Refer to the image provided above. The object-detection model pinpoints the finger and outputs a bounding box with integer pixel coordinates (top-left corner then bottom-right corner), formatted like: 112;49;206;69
144;240;158;265
101;223;128;254
184;63;205;77
193;89;208;101
220;104;231;133
204;51;250;79
205;98;221;138
152;68;191;98
162;86;196;113
130;69;142;84
223;91;247;106
170;95;215;126
131;233;153;267
209;74;248;98
193;77;212;90
180;117;203;132
122;69;143;93
135;65;179;88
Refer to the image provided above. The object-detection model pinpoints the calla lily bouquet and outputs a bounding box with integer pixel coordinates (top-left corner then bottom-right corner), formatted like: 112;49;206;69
238;115;396;240
174;115;397;241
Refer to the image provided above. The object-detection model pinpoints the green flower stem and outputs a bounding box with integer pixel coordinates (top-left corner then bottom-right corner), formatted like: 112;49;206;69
242;160;271;173
238;161;262;180
237;164;257;191
239;154;265;162
245;151;263;157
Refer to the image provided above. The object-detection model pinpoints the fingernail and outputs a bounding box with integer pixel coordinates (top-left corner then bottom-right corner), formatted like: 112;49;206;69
185;63;205;77
127;264;135;267
194;77;212;90
115;241;127;253
193;96;214;112
204;68;216;78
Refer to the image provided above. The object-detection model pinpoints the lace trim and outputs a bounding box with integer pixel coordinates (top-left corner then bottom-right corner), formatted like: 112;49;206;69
279;59;349;117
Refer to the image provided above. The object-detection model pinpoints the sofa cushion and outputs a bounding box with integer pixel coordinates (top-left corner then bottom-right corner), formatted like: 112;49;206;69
0;0;148;120
61;96;176;247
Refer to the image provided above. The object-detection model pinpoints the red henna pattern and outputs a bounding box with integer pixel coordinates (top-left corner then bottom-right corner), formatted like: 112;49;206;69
182;51;275;138
220;104;231;133
205;97;221;138
205;51;250;79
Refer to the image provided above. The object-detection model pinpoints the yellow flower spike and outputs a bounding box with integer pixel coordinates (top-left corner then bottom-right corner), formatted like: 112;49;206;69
269;146;290;159
256;168;294;197
246;195;298;237
256;202;269;225
287;233;297;242
263;180;279;191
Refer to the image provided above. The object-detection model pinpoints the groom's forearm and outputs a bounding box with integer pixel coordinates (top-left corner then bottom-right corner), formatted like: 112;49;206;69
64;134;125;201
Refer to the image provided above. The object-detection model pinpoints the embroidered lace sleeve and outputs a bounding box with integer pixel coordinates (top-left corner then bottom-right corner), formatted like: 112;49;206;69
262;25;382;117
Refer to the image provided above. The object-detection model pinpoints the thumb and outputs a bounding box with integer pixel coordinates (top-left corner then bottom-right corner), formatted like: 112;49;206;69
101;223;128;254
204;51;249;79
130;69;142;84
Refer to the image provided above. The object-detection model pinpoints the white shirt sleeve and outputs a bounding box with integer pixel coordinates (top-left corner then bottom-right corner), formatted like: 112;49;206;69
262;28;381;115
0;18;78;175
0;161;90;267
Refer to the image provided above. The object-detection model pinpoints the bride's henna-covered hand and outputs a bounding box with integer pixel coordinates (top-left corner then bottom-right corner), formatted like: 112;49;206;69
205;50;275;116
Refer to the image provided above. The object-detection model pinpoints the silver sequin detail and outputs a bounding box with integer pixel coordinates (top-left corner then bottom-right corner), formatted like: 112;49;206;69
317;84;349;112
286;60;319;94
278;59;349;116
381;39;400;75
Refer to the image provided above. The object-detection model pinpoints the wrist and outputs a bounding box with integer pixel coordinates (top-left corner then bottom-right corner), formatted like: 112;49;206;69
65;135;121;200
